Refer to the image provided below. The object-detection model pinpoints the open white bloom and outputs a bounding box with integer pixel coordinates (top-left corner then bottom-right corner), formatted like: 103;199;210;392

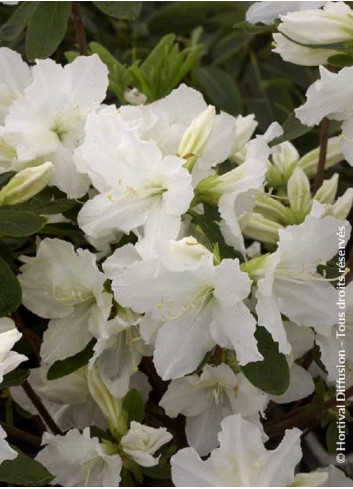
121;421;172;467
4;54;108;197
171;414;306;486
76;107;193;257
316;281;353;382
0;47;32;124
295;66;353;165
36;428;122;487
0;318;26;383
250;215;351;354
0;425;17;465
118;84;237;184
18;238;112;364
246;1;325;25
104;238;261;380
160;363;268;455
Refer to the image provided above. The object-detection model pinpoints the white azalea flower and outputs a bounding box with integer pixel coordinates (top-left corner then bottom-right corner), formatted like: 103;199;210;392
0;47;31;124
18;238;112;364
246;1;325;25
76;107;194;257
160;363;268;455
0;425;17;465
316;281;353;382
171;414;303;486
295;66;353;166
251;215;351;354
118;84;237;184
4;54;108;197
121;421;172;467
104;238;261;380
317;464;353;486
36;428;122;487
0;317;27;383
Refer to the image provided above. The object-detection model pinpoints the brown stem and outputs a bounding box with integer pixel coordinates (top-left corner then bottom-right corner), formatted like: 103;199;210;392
72;2;88;55
11;311;41;362
21;381;63;436
0;421;41;449
313;117;330;193
266;385;353;439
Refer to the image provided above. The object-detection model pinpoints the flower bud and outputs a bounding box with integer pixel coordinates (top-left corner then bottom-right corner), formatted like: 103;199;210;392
239;212;283;244
124;87;147;105
178;106;216;171
298;137;343;178
272;33;338;66
314;173;338;205
287;167;311;220
0;161;54;206
230;114;258;163
87;365;128;439
254;193;289;224
323;188;353;219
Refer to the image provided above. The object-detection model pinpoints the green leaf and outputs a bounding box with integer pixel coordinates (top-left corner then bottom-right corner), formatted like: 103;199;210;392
197;66;242;115
0;171;15;190
0;210;46;237
241;326;290;395
0;256;21;317
93;1;141;20
26;2;71;61
0;448;53;486
0;368;29;389
328;53;353;68
142;464;171;480
122;389;145;423
39;222;87;247
47;339;96;380
270;112;313;146
326;419;340;453
22;198;76;216
0;2;38;41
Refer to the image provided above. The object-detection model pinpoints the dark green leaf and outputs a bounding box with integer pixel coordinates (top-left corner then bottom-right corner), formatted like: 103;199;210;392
26;2;71;61
23;198;76;216
0;448;53;486
241;326;290;395
197;66;242;115
0;368;29;389
0;210;46;237
270;112;313;146
142;464;171;480
0;256;21;317
0;2;38;41
39;222;87;247
47;339;96;380
326;419;340;453
0;172;16;190
328;53;353;68
122;389;145;423
93;1;141;20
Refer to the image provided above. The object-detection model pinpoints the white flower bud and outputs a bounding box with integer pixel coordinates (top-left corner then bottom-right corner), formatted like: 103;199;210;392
0;161;54;206
230;114;258;162
178;106;216;170
287;167;311;219
239;212;283;243
323;188;353;219
314;174;338;205
124;87;147;105
298;137;343;178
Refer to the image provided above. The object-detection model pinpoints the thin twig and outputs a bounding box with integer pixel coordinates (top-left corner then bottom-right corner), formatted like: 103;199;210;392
0;421;41;448
21;381;63;436
72;2;88;56
313;117;330;193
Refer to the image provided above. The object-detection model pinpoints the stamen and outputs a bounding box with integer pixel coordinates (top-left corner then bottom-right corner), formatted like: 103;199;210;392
156;286;214;321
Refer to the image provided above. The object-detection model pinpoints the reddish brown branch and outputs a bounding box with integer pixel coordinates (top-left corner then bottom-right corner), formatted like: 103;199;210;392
313;117;330;193
72;2;88;56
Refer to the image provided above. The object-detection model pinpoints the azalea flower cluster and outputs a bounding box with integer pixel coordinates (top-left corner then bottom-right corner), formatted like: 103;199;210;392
0;3;352;484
